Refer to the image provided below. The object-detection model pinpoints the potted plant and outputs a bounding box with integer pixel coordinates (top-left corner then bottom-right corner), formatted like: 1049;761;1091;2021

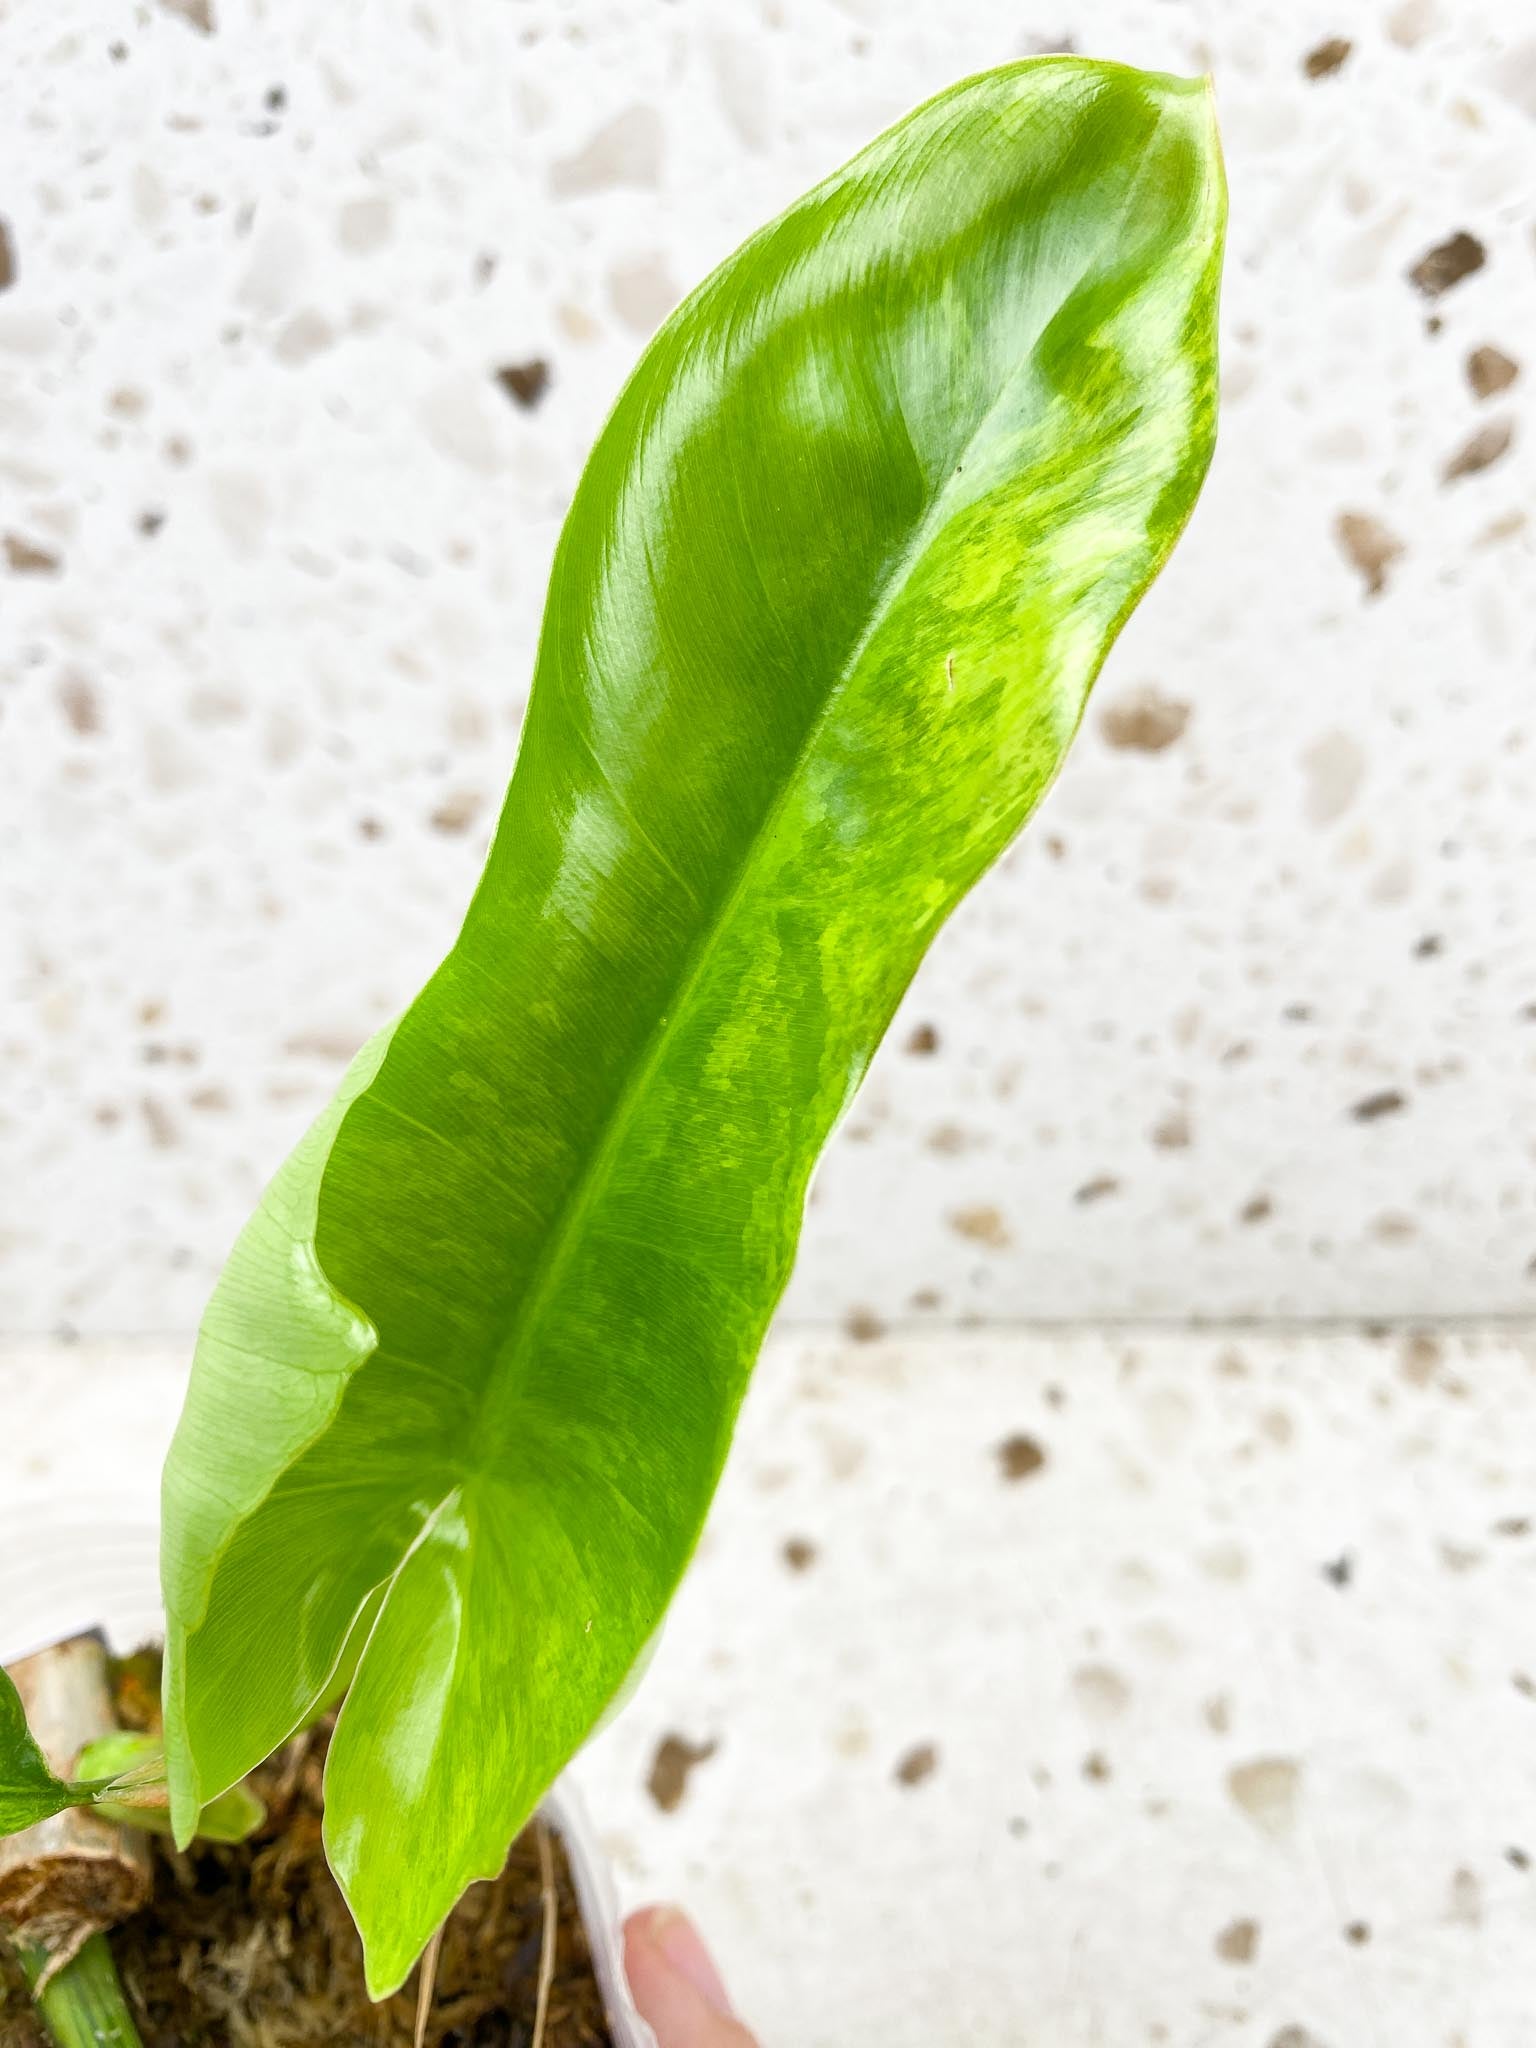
1;56;1224;2048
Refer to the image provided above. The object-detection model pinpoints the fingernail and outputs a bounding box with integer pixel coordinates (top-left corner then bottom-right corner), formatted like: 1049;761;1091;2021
640;1905;735;2016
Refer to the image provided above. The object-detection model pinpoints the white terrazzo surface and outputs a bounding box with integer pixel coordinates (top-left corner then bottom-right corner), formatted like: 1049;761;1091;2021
3;1330;1533;2047
4;1;1536;1332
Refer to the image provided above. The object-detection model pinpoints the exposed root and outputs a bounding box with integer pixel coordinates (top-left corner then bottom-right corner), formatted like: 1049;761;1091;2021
530;1824;557;2048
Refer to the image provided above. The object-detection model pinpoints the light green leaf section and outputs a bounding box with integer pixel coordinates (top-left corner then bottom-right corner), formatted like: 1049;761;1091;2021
162;58;1225;1994
0;1667;76;1836
0;1687;265;1844
74;1734;265;1844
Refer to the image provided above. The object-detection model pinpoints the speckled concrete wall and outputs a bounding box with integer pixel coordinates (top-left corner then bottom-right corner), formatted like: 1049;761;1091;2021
3;0;1534;1332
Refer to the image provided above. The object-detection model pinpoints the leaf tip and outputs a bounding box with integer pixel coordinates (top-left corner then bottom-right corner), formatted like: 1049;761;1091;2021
359;1923;418;2005
158;1633;203;1851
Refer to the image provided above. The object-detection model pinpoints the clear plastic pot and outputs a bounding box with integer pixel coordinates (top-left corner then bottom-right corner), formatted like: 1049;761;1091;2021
0;1507;657;2048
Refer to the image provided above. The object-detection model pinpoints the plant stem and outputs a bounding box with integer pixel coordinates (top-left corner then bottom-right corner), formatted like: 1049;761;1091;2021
15;1933;144;2048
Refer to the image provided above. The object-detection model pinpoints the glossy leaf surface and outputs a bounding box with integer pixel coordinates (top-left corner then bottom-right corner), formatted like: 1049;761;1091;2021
162;57;1225;1994
0;1668;76;1835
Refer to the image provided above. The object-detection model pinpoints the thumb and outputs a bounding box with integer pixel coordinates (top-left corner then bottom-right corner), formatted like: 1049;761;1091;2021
623;1907;760;2048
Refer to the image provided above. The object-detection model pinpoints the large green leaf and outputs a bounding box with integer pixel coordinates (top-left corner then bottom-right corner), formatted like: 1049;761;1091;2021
162;56;1225;1994
0;1668;77;1836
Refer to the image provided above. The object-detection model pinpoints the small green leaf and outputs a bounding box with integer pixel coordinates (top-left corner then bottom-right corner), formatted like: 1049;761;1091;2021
163;56;1225;1995
72;1732;157;1794
0;1666;77;1835
90;1782;264;1844
74;1734;265;1844
182;1781;266;1845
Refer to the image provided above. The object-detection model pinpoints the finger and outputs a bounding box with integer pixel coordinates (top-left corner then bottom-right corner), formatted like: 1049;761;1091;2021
623;1906;760;2048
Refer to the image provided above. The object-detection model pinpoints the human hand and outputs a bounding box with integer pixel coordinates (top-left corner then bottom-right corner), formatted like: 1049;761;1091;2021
623;1907;759;2047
